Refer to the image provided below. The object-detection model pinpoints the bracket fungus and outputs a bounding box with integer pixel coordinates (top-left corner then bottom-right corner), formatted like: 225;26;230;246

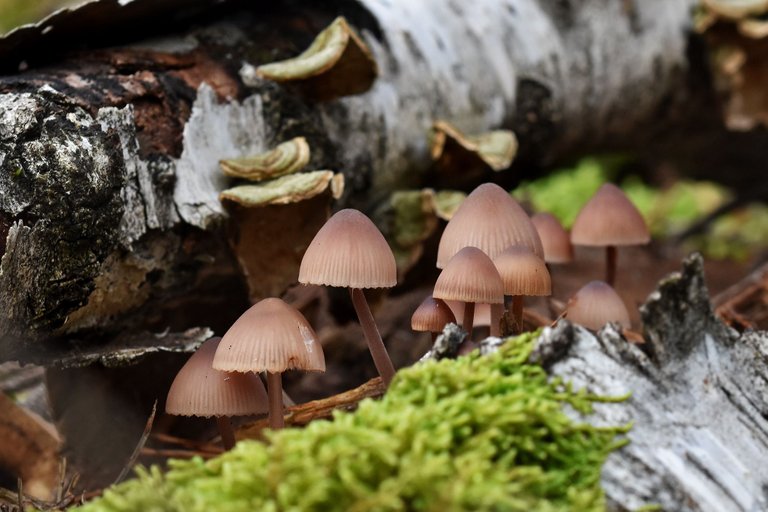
433;247;504;339
565;280;631;331
430;120;518;177
219;137;310;181
411;296;456;343
493;245;551;335
299;209;398;385
437;183;543;268
213;299;325;429
166;337;268;449
255;16;378;101
571;183;650;286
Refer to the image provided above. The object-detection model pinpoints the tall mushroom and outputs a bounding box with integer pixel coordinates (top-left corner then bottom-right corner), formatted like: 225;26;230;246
299;209;398;385
433;247;504;339
436;182;543;268
166;337;268;449
492;245;551;334
213;298;325;429
566;281;631;331
411;296;456;343
570;183;650;286
531;212;573;264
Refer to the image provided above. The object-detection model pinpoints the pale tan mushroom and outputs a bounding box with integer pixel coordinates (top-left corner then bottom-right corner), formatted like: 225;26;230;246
566;281;631;331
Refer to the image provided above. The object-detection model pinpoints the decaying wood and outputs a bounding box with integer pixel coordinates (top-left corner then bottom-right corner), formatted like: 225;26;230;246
0;391;61;500
0;0;710;362
713;260;768;330
237;377;385;440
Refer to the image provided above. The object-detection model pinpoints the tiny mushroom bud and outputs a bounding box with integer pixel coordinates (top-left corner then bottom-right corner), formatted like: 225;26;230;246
531;212;573;264
437;183;544;269
411;296;456;343
493;245;551;334
299;209;398;385
433;247;504;339
213;298;325;429
571;183;650;286
166;337;268;449
566;281;631;331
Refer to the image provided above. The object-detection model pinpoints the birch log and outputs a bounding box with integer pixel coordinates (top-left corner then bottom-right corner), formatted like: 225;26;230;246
0;0;701;361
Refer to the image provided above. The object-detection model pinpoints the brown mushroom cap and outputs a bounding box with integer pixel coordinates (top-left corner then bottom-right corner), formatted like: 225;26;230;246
299;208;397;288
570;184;650;247
493;245;551;296
213;298;325;373
436;183;544;268
566;281;631;330
531;212;573;264
411;296;456;332
433;247;504;304
166;337;268;418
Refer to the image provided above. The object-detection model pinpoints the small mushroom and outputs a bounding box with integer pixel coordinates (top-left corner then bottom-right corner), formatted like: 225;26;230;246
531;212;573;264
565;281;631;331
213;299;325;429
570;183;650;286
493;245;551;335
256;16;378;101
433;247;504;339
166;337;268;449
437;183;543;269
219;137;310;181
299;209;398;385
411;296;456;343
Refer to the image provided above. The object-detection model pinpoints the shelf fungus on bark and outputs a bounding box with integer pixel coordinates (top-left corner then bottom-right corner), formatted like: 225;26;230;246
219;171;344;300
430;121;518;179
219;137;310;182
254;16;378;101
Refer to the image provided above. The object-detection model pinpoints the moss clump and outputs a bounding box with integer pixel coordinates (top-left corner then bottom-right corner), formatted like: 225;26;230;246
77;333;627;512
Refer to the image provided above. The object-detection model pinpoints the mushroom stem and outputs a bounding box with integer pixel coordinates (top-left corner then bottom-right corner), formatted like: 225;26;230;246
606;245;617;286
511;296;524;334
216;417;236;450
350;288;396;386
490;303;503;337
266;372;285;429
463;302;475;338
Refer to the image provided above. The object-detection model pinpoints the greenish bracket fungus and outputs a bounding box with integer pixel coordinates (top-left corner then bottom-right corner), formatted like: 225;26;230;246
74;332;627;512
219;137;310;181
219;171;344;300
430;120;518;180
256;16;378;101
389;189;440;273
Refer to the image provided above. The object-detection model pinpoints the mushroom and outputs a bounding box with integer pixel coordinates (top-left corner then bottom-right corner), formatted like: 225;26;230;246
531;212;573;264
492;245;551;334
565;281;631;331
166;337;268;449
299;209;398;385
411;296;456;343
436;183;544;268
570;183;650;286
433;247;504;339
213;298;325;429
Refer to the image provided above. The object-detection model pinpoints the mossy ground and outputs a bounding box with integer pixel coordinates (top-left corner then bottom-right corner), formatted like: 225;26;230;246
76;333;628;512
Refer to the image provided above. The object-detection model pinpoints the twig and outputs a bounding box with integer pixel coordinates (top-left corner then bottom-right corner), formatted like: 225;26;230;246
140;448;220;459
114;401;156;485
150;433;223;454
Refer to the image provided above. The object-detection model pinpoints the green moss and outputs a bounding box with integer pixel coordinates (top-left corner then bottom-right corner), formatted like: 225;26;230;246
76;333;627;512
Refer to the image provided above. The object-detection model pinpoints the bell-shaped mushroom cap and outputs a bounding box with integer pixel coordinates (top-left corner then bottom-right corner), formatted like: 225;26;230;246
299;209;397;288
531;212;573;264
411;296;456;332
493;245;551;297
213;298;325;373
566;281;631;330
570;184;650;247
436;183;544;268
433;247;504;304
166;337;268;418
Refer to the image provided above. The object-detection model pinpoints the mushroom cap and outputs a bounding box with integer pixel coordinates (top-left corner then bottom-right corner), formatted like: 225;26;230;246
570;184;650;247
411;296;456;332
446;300;492;326
531;212;573;264
566;281;631;330
433;247;504;304
166;337;269;418
493;245;551;296
299;208;397;288
436;183;544;268
213;298;325;373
